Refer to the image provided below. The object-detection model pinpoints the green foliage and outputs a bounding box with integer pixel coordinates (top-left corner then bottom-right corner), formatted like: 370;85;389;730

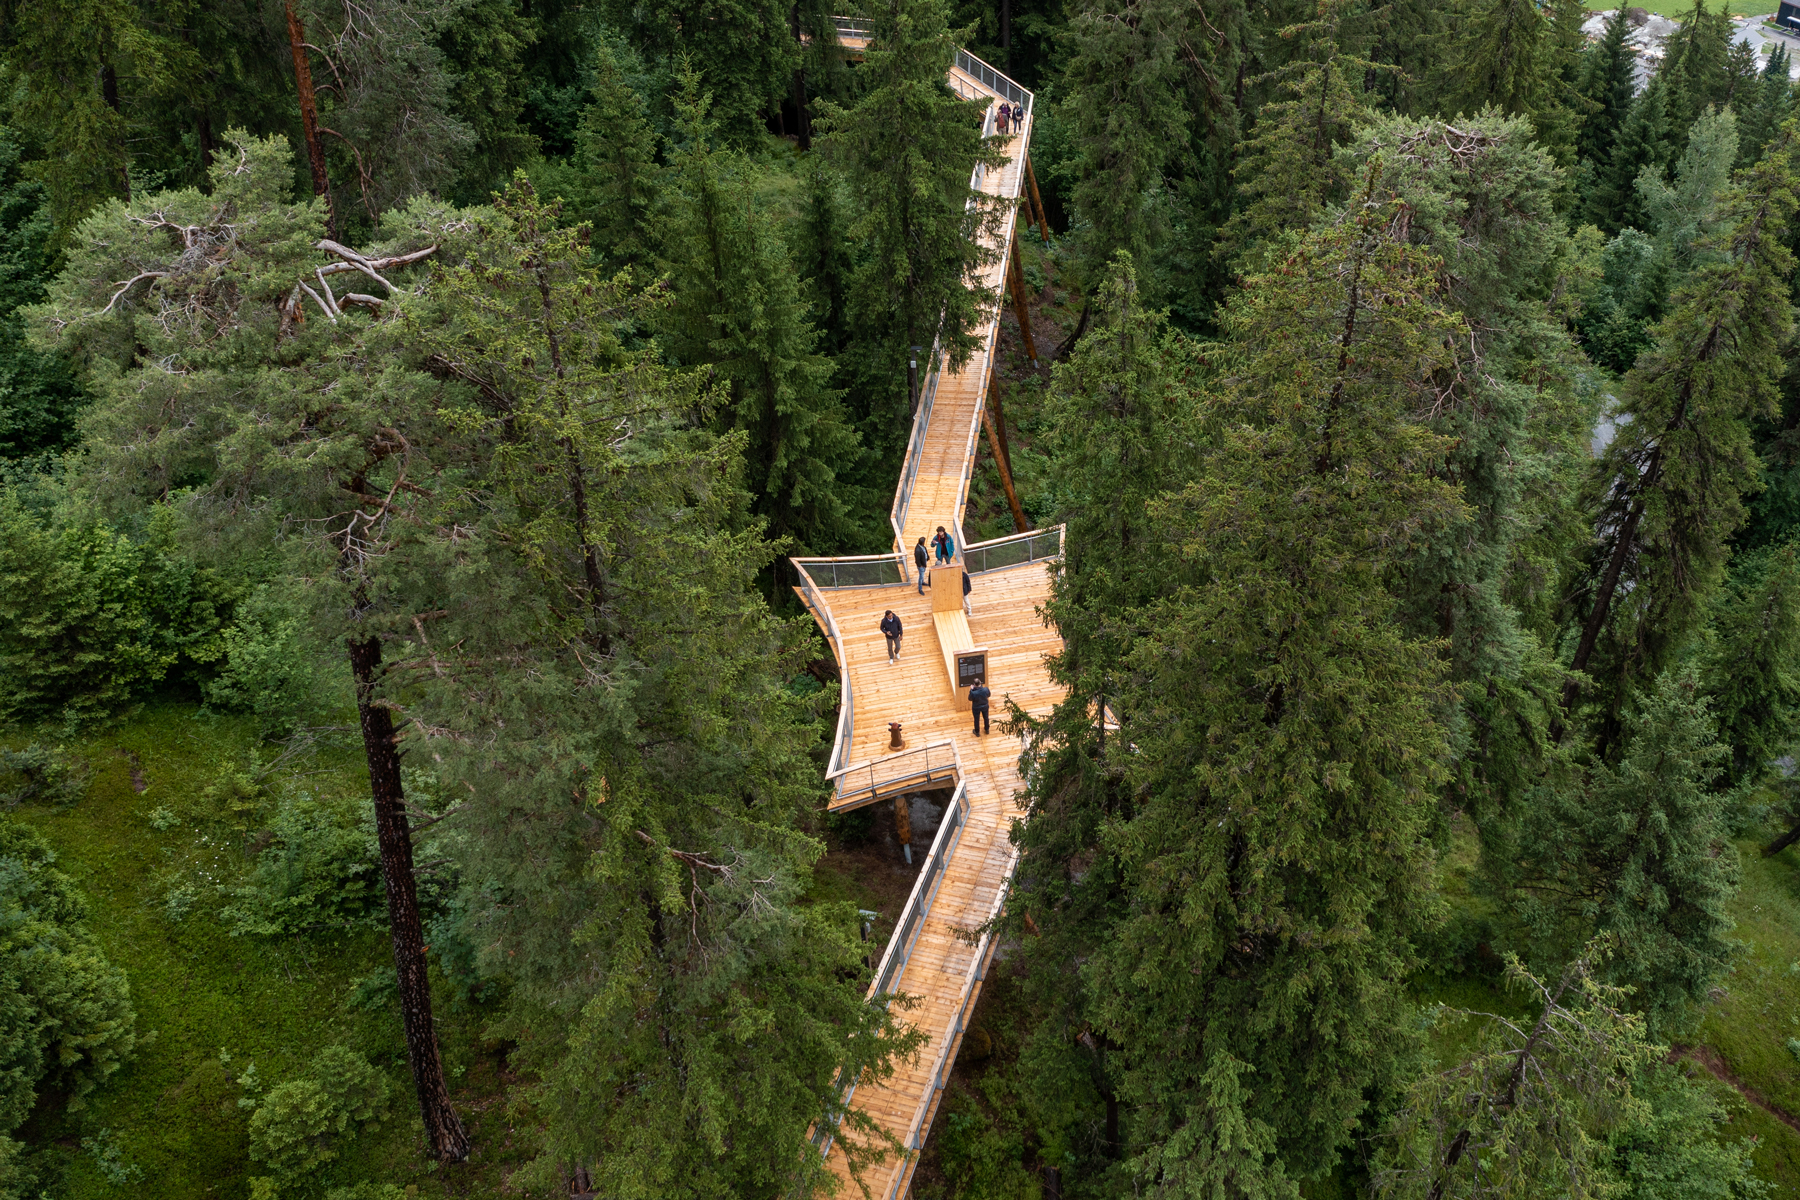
79;1127;143;1186
246;1045;391;1178
0;819;136;1133
220;793;385;939
817;0;1002;448
0;128;85;461
1592;80;1675;234
0;502;231;726
200;585;341;737
566;38;663;270
1609;1064;1767;1200
0;743;91;808
1704;543;1800;787
1376;949;1659;1199
1092;188;1467;1180
1639;105;1739;270
601;0;800;142
661;73;863;553
1510;670;1741;1033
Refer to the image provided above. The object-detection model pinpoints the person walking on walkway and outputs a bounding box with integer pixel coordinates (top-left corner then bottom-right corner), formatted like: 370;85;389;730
933;526;953;565
915;537;930;592
880;610;903;663
998;101;1010;134
969;678;991;735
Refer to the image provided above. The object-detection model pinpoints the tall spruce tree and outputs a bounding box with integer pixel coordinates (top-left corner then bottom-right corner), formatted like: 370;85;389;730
1590;79;1674;233
660;75;863;554
1444;0;1585;166
1009;255;1199;1190
815;0;1000;452
1660;0;1735;141
569;39;663;271
1343;113;1596;830
1563;119;1800;739
1085;179;1469;1183
1637;103;1738;270
1225;0;1378;263
1513;669;1740;1032
1704;542;1800;787
1575;4;1637;210
1741;45;1793;168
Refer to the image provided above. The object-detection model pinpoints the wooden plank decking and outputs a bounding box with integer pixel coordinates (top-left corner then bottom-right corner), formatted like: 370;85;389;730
795;33;1058;1200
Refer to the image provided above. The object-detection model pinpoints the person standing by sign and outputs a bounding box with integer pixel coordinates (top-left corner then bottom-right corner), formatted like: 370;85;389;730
915;537;930;593
933;526;953;565
880;610;903;663
969;678;991;735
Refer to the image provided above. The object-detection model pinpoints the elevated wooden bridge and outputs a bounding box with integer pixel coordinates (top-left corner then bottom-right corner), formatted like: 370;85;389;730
793;23;1063;1200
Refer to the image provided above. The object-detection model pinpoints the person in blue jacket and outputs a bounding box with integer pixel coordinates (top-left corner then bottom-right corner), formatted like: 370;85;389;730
968;678;991;735
933;526;954;565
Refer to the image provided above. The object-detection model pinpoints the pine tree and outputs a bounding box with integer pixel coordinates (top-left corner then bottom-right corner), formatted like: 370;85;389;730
398;179;917;1197
815;0;1000;450
1659;0;1734;140
603;0;801;142
1444;0;1585;166
1343;112;1596;829
1704;542;1800;787
1059;0;1219;277
1740;45;1792;168
30;131;476;1162
1086;182;1468;1181
660;74;863;554
1590;79;1673;233
792;157;854;355
1563;119;1800;736
1637;103;1738;269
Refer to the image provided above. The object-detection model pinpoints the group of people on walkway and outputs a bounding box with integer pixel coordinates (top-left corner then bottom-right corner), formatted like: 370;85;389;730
877;608;993;734
995;101;1018;135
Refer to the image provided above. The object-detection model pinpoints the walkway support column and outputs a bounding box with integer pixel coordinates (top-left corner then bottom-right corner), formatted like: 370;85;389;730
895;794;912;864
985;368;1029;533
1025;154;1050;246
1007;232;1039;367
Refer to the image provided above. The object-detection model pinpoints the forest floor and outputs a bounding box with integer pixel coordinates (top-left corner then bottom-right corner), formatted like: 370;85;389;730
6;704;532;1199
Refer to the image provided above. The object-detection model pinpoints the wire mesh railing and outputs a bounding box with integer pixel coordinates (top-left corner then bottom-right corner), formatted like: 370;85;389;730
791;553;907;589
791;561;855;776
867;783;967;1003
964;525;1064;575
829;15;875;40
890;339;942;553
829;740;959;810
954;49;1031;113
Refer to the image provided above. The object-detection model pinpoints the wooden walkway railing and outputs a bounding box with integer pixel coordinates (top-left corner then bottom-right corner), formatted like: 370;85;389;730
793;26;1063;1200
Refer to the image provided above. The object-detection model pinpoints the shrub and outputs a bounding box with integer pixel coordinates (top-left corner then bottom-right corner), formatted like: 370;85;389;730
0;501;231;726
246;1045;390;1177
201;585;340;736
0;821;137;1134
0;742;89;806
220;793;384;938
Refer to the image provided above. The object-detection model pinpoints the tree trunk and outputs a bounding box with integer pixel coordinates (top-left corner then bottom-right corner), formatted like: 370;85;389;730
348;635;471;1163
284;0;335;233
1007;233;1038;365
1561;450;1662;716
792;69;812;149
1025;155;1052;247
1766;817;1800;857
984;369;1028;532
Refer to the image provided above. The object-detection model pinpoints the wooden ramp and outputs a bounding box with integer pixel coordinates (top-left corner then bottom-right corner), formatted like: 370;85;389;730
791;25;1061;1200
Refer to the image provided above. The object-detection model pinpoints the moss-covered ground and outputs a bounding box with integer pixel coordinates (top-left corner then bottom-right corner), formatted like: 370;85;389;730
7;703;534;1198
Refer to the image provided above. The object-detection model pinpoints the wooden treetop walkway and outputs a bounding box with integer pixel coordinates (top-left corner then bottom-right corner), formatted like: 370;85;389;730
792;24;1060;1200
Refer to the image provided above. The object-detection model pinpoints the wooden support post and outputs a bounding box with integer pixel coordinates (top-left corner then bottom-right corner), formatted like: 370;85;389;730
1007;232;1039;367
1025;154;1050;246
984;371;1029;534
894;793;912;863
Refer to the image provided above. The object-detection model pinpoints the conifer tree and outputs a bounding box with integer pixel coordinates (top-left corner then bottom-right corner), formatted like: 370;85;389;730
1590;79;1673;233
569;39;662;271
1514;670;1740;1031
1659;0;1734;140
604;0;801;141
1575;4;1637;202
1008;256;1198;1186
793;157;854;355
1704;542;1800;787
1740;45;1793;168
399;179;916;1198
1563;119;1800;734
1637;103;1738;269
660;74;862;553
1445;0;1585;165
1344;113;1595;828
1226;0;1378;262
815;0;1000;448
1086;180;1468;1182
1059;0;1224;276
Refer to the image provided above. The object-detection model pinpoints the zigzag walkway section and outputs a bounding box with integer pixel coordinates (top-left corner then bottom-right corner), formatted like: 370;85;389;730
792;25;1064;1200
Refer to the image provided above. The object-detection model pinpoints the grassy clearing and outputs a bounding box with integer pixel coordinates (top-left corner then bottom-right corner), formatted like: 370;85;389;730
8;703;532;1198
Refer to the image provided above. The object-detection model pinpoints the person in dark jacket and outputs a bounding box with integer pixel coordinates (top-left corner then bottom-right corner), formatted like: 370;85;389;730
969;678;991;735
914;537;930;593
880;610;903;662
933;526;953;565
962;568;972;615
